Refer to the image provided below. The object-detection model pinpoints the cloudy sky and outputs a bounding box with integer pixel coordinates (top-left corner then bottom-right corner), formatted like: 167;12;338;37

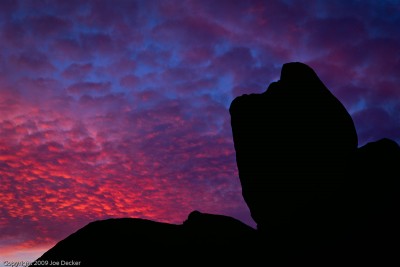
1;0;399;263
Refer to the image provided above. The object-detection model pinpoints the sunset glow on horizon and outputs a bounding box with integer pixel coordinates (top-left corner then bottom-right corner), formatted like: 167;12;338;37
1;0;400;263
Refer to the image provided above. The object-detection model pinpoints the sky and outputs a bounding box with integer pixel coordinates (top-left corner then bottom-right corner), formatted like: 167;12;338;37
1;0;400;263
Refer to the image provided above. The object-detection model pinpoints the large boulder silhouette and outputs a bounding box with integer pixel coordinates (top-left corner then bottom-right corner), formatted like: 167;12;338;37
229;62;358;234
342;138;400;265
34;62;399;266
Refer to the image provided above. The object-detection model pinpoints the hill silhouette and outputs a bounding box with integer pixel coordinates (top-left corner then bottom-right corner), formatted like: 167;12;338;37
34;62;399;266
35;211;260;265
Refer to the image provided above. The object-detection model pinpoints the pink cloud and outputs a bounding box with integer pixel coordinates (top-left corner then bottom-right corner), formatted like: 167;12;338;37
110;58;137;76
50;38;87;61
27;15;71;38
152;16;231;47
304;17;366;51
67;81;111;94
80;0;139;28
9;51;56;75
180;46;214;65
62;63;94;80
0;20;28;48
120;74;139;88
80;33;115;55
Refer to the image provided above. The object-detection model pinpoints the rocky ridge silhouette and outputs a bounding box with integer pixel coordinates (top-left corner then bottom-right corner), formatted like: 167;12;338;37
34;63;399;266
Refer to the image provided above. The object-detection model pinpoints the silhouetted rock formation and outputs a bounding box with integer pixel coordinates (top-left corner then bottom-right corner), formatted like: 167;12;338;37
35;211;259;266
229;62;358;234
228;62;399;265
342;138;400;265
35;62;399;266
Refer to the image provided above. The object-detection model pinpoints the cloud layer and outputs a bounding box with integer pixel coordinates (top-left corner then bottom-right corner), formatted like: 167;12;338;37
1;0;399;262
